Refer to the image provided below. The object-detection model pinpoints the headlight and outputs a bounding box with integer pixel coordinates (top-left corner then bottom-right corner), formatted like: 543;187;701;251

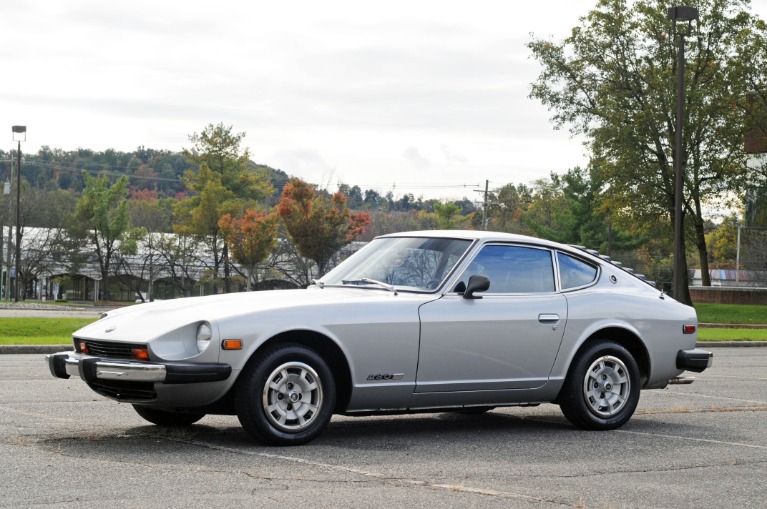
196;322;213;353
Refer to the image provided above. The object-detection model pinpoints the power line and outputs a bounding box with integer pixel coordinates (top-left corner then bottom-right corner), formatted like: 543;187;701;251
16;161;186;184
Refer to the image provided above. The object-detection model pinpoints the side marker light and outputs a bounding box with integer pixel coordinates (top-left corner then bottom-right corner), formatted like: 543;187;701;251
222;339;243;350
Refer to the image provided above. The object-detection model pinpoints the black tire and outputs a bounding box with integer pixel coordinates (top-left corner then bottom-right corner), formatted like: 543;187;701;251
133;405;205;426
235;344;336;446
558;341;640;430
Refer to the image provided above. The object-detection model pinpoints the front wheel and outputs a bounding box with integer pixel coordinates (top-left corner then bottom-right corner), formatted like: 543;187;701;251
236;344;336;446
133;405;205;426
558;341;640;430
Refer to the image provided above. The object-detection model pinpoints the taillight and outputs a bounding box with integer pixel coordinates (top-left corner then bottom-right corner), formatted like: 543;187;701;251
683;324;696;334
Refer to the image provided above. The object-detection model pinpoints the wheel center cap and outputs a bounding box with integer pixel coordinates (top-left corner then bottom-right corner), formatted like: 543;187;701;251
289;392;300;403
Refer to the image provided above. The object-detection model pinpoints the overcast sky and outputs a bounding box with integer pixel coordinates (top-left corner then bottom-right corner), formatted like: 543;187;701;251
2;0;767;200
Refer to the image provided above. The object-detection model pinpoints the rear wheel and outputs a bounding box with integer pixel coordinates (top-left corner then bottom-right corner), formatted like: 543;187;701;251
558;341;640;430
236;344;336;446
133;405;205;426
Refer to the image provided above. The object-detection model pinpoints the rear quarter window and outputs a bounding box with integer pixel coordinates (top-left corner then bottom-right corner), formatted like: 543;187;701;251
557;252;598;290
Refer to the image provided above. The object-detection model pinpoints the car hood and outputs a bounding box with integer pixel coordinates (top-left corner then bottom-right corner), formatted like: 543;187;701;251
73;287;430;343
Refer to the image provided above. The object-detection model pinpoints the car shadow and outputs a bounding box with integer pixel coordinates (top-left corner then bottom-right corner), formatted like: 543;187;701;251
38;408;714;458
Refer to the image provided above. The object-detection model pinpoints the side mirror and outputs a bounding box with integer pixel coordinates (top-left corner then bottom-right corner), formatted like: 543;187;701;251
463;274;490;299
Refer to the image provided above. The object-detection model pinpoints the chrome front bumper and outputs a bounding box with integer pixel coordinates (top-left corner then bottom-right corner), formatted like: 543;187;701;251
47;351;231;384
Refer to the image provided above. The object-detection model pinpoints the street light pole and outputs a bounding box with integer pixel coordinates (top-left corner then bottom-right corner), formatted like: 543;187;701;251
735;223;742;285
4;178;11;301
2;178;9;300
11;126;26;302
668;6;697;304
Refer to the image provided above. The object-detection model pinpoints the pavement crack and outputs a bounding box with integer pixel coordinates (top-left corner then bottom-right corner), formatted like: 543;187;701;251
516;459;767;479
636;406;767;415
162;436;579;508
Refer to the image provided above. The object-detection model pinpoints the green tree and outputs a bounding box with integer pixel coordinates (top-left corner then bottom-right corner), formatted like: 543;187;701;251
219;209;280;290
528;0;766;303
483;183;533;233
706;214;740;266
433;202;462;229
174;123;272;293
553;167;643;254
278;178;371;277
152;233;201;297
72;172;141;301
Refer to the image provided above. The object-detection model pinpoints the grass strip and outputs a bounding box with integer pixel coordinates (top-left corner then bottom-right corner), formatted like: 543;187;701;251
694;303;767;325
697;327;767;341
0;318;97;345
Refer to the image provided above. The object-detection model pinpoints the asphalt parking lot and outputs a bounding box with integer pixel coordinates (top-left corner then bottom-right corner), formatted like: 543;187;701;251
1;348;765;509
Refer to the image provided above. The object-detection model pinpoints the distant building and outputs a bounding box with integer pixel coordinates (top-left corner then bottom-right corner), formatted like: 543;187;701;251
691;269;762;288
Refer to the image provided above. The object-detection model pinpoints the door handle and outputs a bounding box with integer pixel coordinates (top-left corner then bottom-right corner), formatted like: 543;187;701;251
538;314;560;323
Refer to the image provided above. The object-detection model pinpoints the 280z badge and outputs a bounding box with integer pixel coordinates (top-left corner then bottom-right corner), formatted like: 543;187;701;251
367;373;404;381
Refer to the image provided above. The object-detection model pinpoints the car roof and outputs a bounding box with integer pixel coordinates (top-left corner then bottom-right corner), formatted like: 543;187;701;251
378;230;565;250
377;230;659;289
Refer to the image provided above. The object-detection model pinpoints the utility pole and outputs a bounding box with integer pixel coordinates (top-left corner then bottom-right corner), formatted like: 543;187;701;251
473;180;490;230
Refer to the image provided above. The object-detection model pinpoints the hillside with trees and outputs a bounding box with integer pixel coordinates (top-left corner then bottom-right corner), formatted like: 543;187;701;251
0;115;761;301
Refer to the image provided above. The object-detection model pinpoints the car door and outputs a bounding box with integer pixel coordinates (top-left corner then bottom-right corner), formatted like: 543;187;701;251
415;244;566;392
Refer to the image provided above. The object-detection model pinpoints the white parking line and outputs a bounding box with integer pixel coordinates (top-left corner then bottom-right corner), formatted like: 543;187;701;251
661;390;767;405
0;405;73;422
615;429;767;450
703;374;767;382
176;438;571;507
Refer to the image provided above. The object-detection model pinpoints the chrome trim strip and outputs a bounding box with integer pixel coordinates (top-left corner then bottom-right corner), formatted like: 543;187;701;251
61;354;167;382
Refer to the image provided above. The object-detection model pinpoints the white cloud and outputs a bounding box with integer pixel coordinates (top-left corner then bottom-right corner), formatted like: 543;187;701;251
402;147;431;170
2;0;766;199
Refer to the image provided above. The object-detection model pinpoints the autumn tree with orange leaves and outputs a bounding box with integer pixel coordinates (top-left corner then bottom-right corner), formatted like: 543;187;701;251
219;209;280;291
278;178;370;277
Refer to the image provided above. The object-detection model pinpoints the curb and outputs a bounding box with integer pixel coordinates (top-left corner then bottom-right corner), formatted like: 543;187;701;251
700;323;767;329
1;345;73;355
695;341;767;348
2;342;767;356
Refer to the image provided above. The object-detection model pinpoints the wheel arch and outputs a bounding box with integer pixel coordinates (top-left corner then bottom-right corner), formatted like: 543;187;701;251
248;329;353;414
574;328;651;387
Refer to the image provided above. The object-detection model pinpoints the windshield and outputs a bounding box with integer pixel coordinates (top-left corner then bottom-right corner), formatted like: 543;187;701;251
320;236;473;292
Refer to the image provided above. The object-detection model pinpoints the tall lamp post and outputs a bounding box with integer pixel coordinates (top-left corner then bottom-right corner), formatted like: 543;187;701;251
668;6;697;304
11;126;25;302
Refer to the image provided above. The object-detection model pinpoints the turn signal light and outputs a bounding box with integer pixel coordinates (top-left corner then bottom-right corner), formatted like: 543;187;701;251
222;339;243;350
683;325;696;334
78;341;89;354
131;348;150;360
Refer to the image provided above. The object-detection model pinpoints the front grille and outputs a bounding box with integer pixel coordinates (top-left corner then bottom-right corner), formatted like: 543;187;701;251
87;381;157;401
74;338;145;359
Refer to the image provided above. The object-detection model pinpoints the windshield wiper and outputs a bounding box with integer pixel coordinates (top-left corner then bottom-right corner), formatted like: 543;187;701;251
311;279;324;289
341;278;397;293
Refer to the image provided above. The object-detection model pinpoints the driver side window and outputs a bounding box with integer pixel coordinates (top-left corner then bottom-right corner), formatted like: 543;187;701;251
456;245;555;294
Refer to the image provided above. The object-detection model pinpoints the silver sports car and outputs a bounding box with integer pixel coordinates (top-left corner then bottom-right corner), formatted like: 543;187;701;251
47;230;712;445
